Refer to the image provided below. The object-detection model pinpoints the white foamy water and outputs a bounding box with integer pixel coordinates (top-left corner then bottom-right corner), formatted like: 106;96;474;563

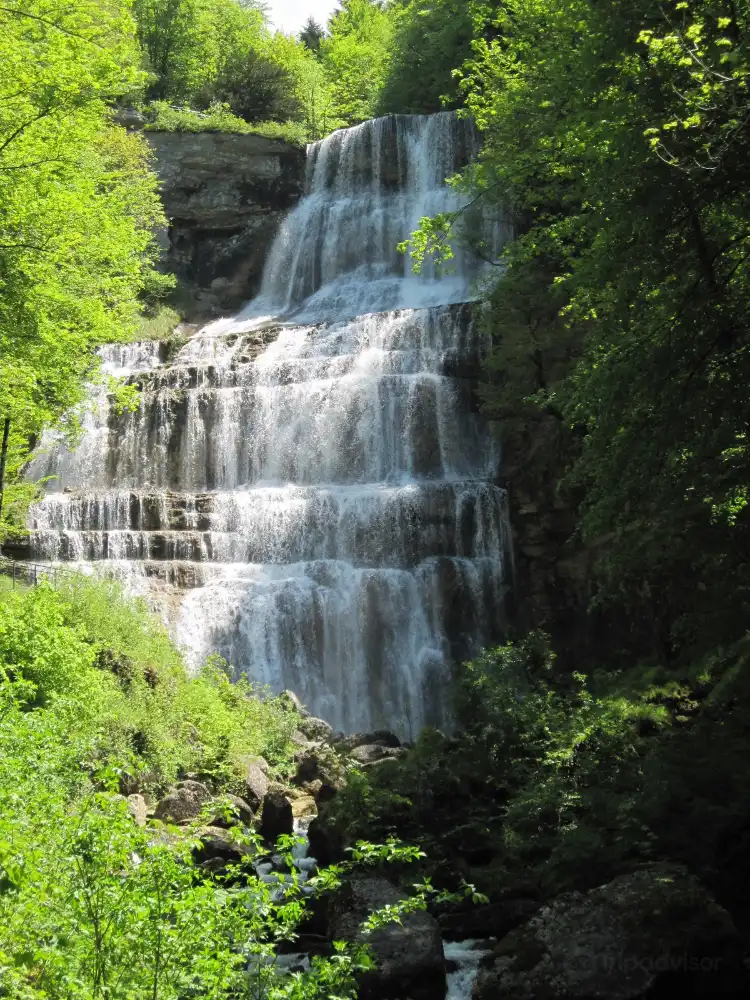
445;940;494;1000
26;112;511;736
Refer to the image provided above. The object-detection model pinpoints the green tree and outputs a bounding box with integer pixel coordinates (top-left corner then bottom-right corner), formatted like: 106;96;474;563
0;1;168;539
299;16;324;53
403;0;750;659
320;0;394;124
132;0;267;102
377;0;475;114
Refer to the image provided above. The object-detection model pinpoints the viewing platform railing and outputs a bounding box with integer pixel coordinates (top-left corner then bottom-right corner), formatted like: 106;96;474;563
0;557;73;588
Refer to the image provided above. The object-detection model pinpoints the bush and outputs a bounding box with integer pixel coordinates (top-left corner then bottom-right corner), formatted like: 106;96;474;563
143;101;309;145
198;50;303;124
0;578;299;793
0;576;457;999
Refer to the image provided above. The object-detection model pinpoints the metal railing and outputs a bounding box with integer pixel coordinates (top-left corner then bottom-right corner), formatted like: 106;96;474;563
0;557;74;588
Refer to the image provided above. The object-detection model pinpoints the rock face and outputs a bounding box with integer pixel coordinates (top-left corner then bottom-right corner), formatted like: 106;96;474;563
145;131;305;314
473;865;743;1000
332;876;445;1000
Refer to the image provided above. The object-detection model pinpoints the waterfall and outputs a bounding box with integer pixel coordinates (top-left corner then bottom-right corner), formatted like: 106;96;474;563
26;112;511;737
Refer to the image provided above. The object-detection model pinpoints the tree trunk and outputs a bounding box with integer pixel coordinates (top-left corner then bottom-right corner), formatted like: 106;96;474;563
0;417;10;527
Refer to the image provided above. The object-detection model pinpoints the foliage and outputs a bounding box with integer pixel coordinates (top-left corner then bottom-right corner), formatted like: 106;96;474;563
132;0;337;138
132;305;183;342
319;0;395;125
0;577;453;998
143;101;310;144
299;17;324;54
402;0;750;661
0;578;299;790
377;0;475;114
0;1;171;542
200;50;302;124
132;0;267;102
326;631;750;909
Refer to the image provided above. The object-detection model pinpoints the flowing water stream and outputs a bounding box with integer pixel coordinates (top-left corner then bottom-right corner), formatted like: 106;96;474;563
27;111;511;739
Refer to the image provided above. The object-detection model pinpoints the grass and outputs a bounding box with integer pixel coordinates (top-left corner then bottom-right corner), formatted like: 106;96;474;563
131;305;183;343
143;101;310;147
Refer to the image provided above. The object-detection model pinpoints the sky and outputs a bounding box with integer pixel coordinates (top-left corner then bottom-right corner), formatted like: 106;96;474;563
265;0;340;35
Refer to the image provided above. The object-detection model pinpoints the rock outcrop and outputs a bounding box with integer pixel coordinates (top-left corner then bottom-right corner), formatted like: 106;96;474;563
473;865;745;1000
331;876;446;1000
145;131;305;315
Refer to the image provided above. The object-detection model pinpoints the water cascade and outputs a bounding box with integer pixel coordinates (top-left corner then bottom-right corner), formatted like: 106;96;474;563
27;112;511;737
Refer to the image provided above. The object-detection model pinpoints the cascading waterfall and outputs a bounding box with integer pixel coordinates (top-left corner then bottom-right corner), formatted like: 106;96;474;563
26;111;512;738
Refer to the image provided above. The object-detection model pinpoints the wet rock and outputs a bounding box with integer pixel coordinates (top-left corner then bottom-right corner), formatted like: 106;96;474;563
194;826;255;867
298;715;334;743
473;865;744;1000
260;783;294;843
349;744;409;767
154;781;211;824
237;755;269;811
127;794;148;827
335;731;402;752
331;876;445;1000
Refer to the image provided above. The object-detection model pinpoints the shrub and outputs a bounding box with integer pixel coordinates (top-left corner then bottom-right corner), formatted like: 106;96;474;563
143;101;310;145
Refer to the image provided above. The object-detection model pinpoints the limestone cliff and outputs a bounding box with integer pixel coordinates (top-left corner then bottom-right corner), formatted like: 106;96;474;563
145;131;306;316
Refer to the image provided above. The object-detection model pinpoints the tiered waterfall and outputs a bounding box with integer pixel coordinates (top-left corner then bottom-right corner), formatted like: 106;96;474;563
27;112;512;737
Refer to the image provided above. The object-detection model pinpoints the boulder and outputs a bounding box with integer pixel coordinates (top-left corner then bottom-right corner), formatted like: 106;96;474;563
260;783;294;843
127;794;148;828
349;744;409;767
237;755;269;811
298;715;334;743
293;746;323;784
335;731;402;753
279;690;309;717
210;794;255;829
331;876;445;1000
154;781;211;824
194;826;255;867
293;744;347;791
473;865;744;1000
307;814;345;867
291;794;317;819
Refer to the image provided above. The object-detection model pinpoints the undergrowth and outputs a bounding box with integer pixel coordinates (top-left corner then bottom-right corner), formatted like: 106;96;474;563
143;101;310;146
